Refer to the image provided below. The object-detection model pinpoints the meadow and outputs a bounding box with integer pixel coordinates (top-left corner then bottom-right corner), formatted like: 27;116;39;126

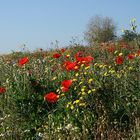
0;39;140;139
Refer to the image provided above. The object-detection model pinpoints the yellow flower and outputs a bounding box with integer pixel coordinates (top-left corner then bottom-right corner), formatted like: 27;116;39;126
52;77;57;80
79;81;83;85
61;93;65;96
94;63;97;67
92;89;96;92
75;73;79;77
85;66;90;70
114;50;118;54
72;79;77;82
81;92;86;95
104;72;108;76
88;78;93;83
66;102;71;108
56;89;61;94
74;66;79;70
119;53;123;56
79;103;86;107
109;70;115;74
84;72;87;75
108;65;111;69
99;65;103;68
70;105;74;110
128;67;133;70
73;100;80;104
81;88;85;92
81;64;84;67
88;90;92;94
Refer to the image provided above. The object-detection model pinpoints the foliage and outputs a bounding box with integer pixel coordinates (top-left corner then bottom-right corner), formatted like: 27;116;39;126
85;15;116;45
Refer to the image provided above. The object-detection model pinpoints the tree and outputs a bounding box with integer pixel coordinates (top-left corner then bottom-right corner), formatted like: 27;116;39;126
121;30;139;42
85;16;116;45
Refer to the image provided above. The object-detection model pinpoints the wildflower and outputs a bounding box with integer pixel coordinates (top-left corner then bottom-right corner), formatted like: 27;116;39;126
88;90;92;94
80;64;84;67
109;69;115;74
94;63;97;67
53;53;61;58
75;73;79;77
128;67;133;70
108;46;115;53
63;61;77;71
65;54;70;59
18;57;28;66
114;50;118;54
66;102;72;108
73;100;80;104
81;92;86;95
44;92;58;103
85;66;90;70
61;80;72;89
61;48;65;53
127;54;135;60
84;72;87;75
60;93;65;96
79;103;86;107
119;53;123;56
0;87;6;94
81;88;85;92
70;105;74;110
92;89;96;92
72;79;77;82
74;65;79;70
88;78;93;84
61;86;69;92
99;65;103;68
52;77;57;80
115;56;123;65
104;72;108;76
137;50;140;56
61;80;72;92
80;56;93;65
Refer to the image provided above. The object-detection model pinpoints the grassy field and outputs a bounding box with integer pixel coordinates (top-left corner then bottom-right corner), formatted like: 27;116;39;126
0;40;140;139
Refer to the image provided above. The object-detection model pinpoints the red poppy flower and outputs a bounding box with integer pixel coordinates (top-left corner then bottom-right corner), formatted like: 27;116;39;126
75;51;83;62
63;61;77;71
108;46;115;53
61;87;69;92
127;54;135;60
0;87;6;94
53;53;61;58
82;56;93;64
137;50;140;56
61;48;65;53
61;80;72;89
18;57;28;66
65;55;70;59
44;92;58;103
115;56;123;65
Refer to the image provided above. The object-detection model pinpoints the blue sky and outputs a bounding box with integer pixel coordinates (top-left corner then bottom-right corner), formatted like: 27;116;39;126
0;0;140;54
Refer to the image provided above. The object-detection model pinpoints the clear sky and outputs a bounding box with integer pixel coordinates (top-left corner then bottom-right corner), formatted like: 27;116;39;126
0;0;140;54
